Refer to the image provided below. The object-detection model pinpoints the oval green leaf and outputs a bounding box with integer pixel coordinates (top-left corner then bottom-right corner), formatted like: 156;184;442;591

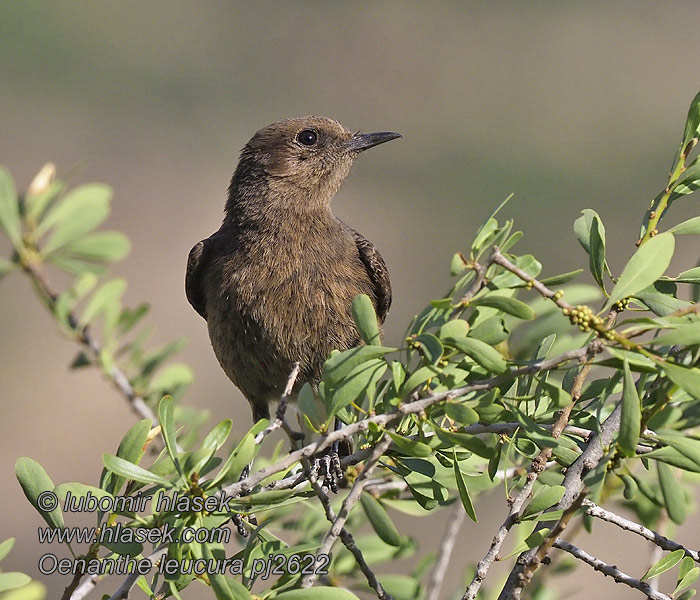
360;492;402;547
0;167;21;249
470;295;535;320
449;337;508;374
618;357;641;458
603;232;675;312
102;454;172;486
352;293;381;345
642;548;685;580
520;485;565;519
15;457;64;530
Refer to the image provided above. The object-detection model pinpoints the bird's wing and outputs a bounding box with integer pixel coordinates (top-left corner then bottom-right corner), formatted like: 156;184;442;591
344;224;392;324
186;240;208;319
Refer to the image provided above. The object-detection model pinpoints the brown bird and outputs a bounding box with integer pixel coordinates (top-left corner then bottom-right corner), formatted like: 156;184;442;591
186;116;400;425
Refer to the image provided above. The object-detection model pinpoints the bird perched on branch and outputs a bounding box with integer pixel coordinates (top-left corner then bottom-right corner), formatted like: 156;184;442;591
186;116;400;427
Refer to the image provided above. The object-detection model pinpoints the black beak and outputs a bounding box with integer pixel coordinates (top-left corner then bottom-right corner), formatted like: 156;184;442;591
347;131;402;152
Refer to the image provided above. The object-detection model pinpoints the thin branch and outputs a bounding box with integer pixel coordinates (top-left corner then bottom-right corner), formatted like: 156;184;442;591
461;456;544;600
68;574;100;600
254;362;300;444
425;502;466;600
23;260;157;426
553;539;672;600
584;500;700;562
517;489;588;585
301;433;394;588
491;248;574;312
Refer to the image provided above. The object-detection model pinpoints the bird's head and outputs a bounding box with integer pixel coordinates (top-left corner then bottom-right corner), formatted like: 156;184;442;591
226;116;401;220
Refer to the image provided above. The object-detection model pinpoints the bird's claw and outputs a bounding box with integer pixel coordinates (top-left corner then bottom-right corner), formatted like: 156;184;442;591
312;452;344;493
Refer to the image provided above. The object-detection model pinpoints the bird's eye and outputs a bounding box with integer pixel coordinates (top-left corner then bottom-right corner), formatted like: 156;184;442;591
297;129;318;146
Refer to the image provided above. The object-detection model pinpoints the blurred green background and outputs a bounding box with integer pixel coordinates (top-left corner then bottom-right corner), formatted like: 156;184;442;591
3;2;700;598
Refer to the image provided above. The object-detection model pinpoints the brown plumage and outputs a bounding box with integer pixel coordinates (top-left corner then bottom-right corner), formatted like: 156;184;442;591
186;116;400;423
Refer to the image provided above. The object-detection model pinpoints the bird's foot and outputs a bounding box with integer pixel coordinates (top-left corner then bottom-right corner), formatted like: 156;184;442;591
311;451;343;493
230;462;256;537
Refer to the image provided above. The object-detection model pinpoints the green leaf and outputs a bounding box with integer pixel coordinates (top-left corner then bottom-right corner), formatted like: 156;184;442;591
327;357;386;418
399;365;440;399
453;449;477;522
361;492;402;546
140;337;188;378
0;167;21;249
53;483;114;509
387;431;432;457
378;574;422;600
208;432;256;488
490;254;541;288
643;446;700;473
352;294;381;345
671;266;700;283
672;160;700;200
471;217;498;257
520;485;565;519
202;544;252;600
660;362;700;399
0;256;16;279
15;457;64;529
56;231;131;262
574;209;608;289
102;454;172;486
117;419;152;464
642;548;685;580
102;419;152;495
451;252;467;275
38;184;112;253
79;278;127;327
618;357;641;458
200;420;233;455
158;396;182;475
0;573;32;594
538;379;572;409
437;319;470;340
298;382;323;429
652;323;700;346
413;333;443;364
448;336;508;374
539;269;583;286
669;216;700;235
675;557;700;597
276;588;361;599
655;432;700;466
0;538;14;563
150;363;194;393
323;345;395;386
619;474;638;500
635;284;689;317
444;402;479;425
435;428;496;458
502;528;551;559
657;462;686;524
573;209;601;255
470;295;535;320
469;316;509;345
682;90;700;146
238;488;300;506
603;232;675;312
